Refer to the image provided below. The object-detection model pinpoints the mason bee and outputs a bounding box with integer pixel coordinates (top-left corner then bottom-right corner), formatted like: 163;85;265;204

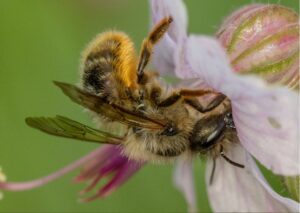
26;16;244;183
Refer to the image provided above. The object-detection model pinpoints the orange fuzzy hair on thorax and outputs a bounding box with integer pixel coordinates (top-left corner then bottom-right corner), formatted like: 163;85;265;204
81;31;139;92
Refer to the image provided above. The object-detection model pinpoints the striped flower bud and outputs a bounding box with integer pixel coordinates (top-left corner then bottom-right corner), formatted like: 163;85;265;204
217;4;299;89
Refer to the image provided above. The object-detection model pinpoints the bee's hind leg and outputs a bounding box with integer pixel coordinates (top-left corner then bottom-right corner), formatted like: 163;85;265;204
137;16;173;83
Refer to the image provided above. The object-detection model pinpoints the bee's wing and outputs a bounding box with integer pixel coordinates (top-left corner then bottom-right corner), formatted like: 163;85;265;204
25;115;122;144
54;81;166;130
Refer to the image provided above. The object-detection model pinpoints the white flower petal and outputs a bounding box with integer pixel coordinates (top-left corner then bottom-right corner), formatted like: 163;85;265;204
186;35;232;84
187;35;300;175
174;37;204;79
206;144;300;212
175;78;209;90
150;0;188;76
173;157;197;213
232;87;299;175
150;0;187;42
152;34;176;76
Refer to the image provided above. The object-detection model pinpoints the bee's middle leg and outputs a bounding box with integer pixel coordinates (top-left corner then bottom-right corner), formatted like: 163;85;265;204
185;94;227;113
152;88;225;112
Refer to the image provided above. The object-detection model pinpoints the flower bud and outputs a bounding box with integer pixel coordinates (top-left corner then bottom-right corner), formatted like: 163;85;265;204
217;4;299;89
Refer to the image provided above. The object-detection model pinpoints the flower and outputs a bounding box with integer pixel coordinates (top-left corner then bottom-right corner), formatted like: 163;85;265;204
0;1;299;213
0;167;6;201
0;145;143;202
74;145;144;202
150;0;299;212
217;4;299;89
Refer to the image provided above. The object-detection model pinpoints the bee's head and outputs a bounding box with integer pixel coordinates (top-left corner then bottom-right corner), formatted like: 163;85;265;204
189;112;235;152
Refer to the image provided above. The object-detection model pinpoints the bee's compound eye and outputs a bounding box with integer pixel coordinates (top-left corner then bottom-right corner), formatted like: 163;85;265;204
161;123;178;136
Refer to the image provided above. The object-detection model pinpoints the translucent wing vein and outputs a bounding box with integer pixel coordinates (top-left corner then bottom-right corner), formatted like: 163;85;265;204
25;115;123;144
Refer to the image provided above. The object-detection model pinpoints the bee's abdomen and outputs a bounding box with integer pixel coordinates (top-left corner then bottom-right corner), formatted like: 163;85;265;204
80;31;137;97
82;37;120;96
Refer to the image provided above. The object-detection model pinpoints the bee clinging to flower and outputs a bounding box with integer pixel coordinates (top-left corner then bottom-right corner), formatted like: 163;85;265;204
26;16;243;173
0;1;298;212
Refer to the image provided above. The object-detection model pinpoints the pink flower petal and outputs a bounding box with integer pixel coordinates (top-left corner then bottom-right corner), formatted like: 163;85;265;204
73;145;145;201
75;145;116;182
81;160;144;202
0;147;105;191
206;144;299;212
186;35;299;175
79;146;128;195
99;160;143;197
98;154;128;177
150;0;188;76
173;157;197;213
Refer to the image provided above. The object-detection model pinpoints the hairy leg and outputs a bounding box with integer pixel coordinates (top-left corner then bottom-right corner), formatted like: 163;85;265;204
137;16;173;83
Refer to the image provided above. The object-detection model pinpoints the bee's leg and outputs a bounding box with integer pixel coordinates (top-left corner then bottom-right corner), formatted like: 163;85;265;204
185;94;227;113
209;158;217;185
220;145;245;168
154;89;225;112
157;89;211;107
137;16;173;83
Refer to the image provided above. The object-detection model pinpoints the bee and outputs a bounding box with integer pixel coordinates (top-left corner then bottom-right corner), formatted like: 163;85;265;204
26;17;244;182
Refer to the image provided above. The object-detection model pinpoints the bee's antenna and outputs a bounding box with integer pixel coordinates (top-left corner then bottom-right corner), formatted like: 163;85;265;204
209;158;216;185
220;145;244;168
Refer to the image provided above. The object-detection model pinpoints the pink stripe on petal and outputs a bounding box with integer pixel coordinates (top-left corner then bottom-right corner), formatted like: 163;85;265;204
74;145;120;182
0;147;105;191
78;147;138;198
79;174;102;195
99;160;144;198
219;5;298;60
98;155;128;177
80;160;144;203
217;4;264;41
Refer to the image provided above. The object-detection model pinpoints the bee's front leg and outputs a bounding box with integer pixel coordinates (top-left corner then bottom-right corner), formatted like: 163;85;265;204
137;16;173;83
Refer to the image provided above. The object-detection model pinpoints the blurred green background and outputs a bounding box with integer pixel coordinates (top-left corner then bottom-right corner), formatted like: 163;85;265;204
0;0;298;212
